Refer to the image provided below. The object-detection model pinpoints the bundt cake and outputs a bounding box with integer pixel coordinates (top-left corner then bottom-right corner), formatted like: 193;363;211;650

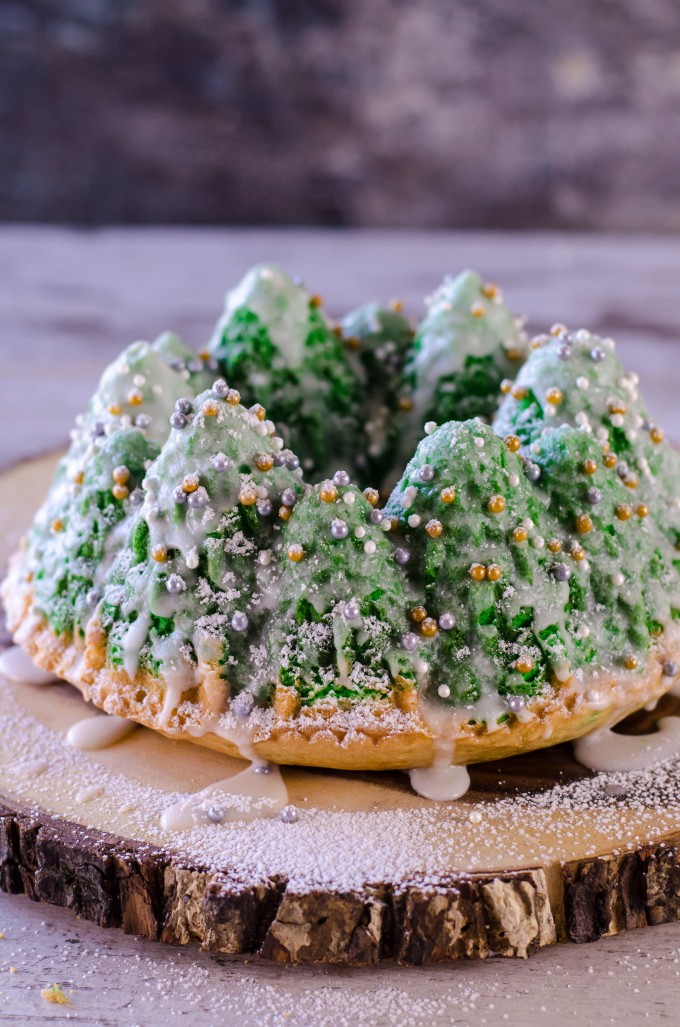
3;265;680;773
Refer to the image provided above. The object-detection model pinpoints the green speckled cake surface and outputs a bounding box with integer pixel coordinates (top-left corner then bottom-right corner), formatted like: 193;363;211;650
9;266;680;739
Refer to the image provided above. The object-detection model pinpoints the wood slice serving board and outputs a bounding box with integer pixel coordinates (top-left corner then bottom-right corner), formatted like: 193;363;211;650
3;454;680;966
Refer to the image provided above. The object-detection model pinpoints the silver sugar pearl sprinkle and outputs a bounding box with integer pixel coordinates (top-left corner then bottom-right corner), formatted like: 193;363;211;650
552;562;572;581
590;346;606;363
280;805;299;824
173;486;187;504
232;693;254;719
333;470;351;487
663;661;679;678
557;344;572;361
525;463;541;481
187;491;207;508
394;547;410;565
585;487;602;504
281;488;297;507
257;499;273;517
286;456;300;471
507;695;526;713
175;398;194;415
212;379;229;397
170;412;187;430
135;413;151;429
129;488;144;507
253;763;272;774
419;465;435;482
231;611;249;632
211;453;232;472
344;599;361;620
86;589;100;608
401;632;419;652
439;612;456;630
206;806;225;823
369;508;383;524
187;358;204;374
331;518;349;539
166;574;185;594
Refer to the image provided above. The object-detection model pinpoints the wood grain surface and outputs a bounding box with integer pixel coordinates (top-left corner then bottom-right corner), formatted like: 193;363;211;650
1;228;680;1022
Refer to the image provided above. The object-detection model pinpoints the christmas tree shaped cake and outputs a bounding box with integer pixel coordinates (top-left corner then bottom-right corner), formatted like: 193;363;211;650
341;301;414;490
384;419;584;717
272;474;417;712
98;382;305;727
398;271;528;462
207;264;359;480
493;326;680;549
17;340;196;642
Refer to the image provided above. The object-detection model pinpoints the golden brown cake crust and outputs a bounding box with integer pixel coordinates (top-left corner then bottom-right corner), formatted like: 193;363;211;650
4;551;679;771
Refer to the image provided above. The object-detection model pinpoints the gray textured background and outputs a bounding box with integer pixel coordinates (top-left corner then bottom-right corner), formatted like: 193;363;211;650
2;0;680;229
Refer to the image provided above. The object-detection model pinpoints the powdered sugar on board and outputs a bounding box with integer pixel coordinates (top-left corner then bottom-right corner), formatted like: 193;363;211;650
4;676;680;890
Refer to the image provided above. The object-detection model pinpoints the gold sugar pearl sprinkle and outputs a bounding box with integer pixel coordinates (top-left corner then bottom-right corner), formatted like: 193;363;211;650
651;427;664;444
470;301;486;318
488;495;506;514
410;606;427;623
398;396;414;412
152;545;168;563
425;518;443;538
609;400;627;415
202;399;220;417
636;503;649;518
239;486;258;506
624;655;638;670
571;546;585;561
512;526;528;543
624;475;638;489
255;453;274;472
198;349;210;361
389;299;405;313
487;564;502;581
616;504;632;521
547;538;563;553
482;282;500;299
440;486;456;503
287;544;304;562
505;348;524;362
545;387;563;406
249;403;266;421
127;390;144;406
112;485;129;501
182;475;200;493
112;466;130;485
604;453;618;468
320;483;339;503
582;459;598;475
500;379;514;395
469;563;487;581
52;518;64;533
310;294;323;308
512;385;528;400
108;403;122;416
650;623;664;637
72;470;84;485
550;323;567;336
363;487;379;507
345;335;361;350
516;656;534;674
226;389;241;405
576;514;593;534
504;434;521;452
279;505;292;521
421;617;438;638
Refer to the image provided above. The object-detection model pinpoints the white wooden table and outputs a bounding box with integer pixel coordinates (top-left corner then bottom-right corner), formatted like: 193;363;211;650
1;227;680;1026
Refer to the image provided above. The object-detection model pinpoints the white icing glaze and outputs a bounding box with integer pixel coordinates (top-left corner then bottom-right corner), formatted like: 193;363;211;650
574;717;680;772
161;761;287;831
409;763;470;801
76;785;105;804
0;646;59;686
66;713;137;751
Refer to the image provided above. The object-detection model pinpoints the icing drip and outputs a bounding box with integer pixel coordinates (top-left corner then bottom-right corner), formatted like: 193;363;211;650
574;717;680;772
161;761;287;831
66;713;137;751
0;646;59;686
76;785;105;804
409;763;470;801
